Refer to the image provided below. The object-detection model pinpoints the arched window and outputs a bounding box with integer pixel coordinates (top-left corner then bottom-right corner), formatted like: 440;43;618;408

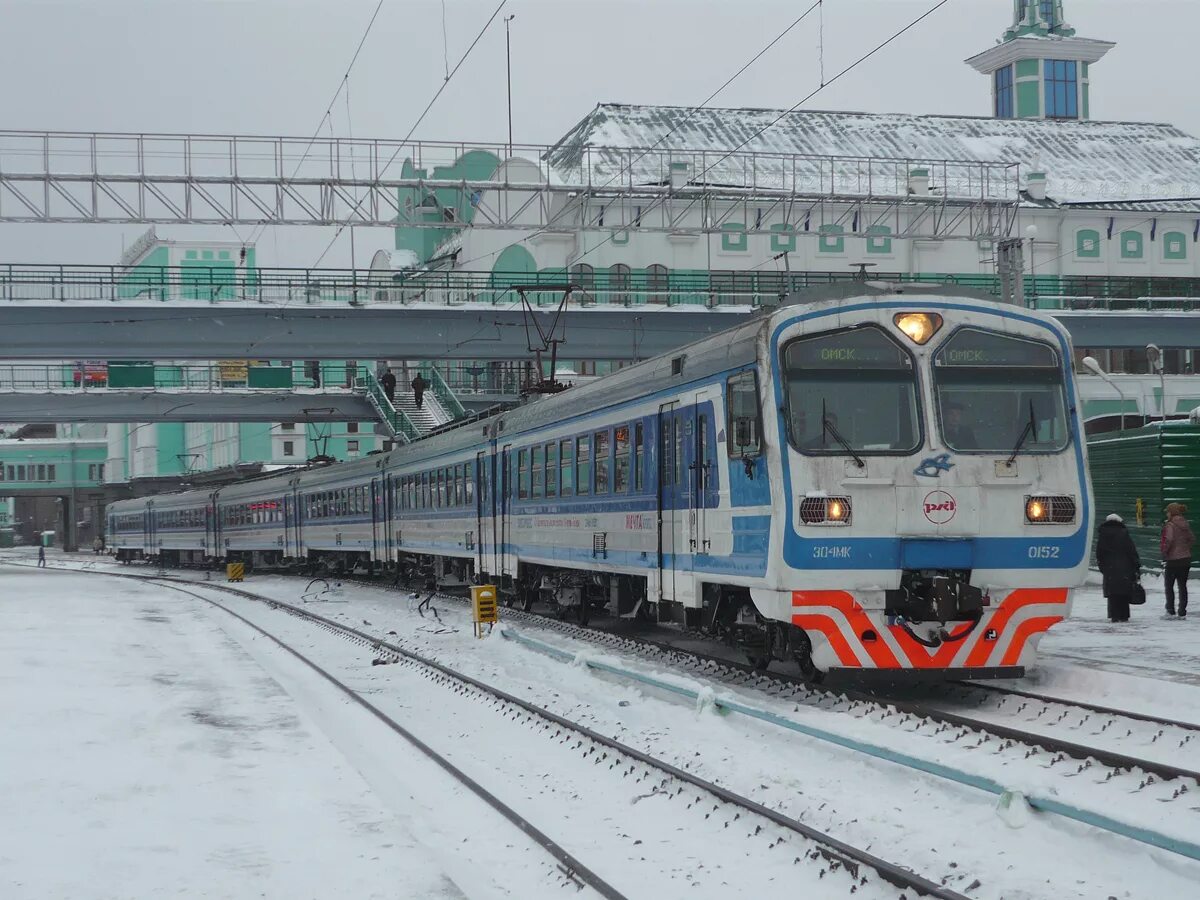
609;264;631;303
646;264;669;304
570;263;595;294
1163;232;1188;262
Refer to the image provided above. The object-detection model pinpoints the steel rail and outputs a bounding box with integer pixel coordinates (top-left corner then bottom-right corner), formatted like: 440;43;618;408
354;575;1200;785
953;680;1200;734
101;572;629;900
170;577;966;900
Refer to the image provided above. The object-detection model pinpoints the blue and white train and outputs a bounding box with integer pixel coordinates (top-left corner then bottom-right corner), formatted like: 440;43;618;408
108;285;1093;679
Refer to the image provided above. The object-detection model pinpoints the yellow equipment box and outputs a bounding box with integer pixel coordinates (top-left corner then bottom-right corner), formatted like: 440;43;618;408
226;562;245;582
470;584;498;638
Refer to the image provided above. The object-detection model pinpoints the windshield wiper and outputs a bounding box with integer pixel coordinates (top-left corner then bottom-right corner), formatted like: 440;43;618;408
1006;399;1039;465
822;400;866;468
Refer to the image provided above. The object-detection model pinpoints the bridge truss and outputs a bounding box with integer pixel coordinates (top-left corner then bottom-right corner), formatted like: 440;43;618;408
0;129;1021;240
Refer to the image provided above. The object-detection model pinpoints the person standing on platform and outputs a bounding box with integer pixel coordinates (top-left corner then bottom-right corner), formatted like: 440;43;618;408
1161;502;1195;618
411;373;428;410
37;544;46;568
1096;513;1139;623
380;367;397;405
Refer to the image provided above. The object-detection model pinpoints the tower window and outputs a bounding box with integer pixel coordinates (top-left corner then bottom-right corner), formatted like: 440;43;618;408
1044;59;1078;119
995;65;1014;119
1040;0;1056;29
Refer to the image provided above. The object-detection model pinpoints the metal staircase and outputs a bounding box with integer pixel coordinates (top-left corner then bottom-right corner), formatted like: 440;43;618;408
361;368;460;443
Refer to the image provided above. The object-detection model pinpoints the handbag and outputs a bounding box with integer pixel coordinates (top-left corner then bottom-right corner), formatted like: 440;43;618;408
1131;579;1147;606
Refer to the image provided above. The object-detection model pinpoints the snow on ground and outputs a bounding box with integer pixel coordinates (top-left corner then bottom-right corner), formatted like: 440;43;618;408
67;564;1199;900
6;549;1200;898
0;564;600;900
1006;582;1200;725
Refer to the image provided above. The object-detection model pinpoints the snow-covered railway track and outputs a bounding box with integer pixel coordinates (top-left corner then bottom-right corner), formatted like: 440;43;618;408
139;578;630;900
954;680;1200;733
409;582;1200;784
161;576;966;900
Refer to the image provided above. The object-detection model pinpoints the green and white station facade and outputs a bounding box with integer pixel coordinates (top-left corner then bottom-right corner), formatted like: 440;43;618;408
102;230;382;485
388;0;1200;351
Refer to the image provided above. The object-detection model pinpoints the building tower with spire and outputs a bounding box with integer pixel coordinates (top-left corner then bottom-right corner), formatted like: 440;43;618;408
965;1;1114;120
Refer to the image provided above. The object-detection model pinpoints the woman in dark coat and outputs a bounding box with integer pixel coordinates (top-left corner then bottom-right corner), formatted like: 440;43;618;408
1096;513;1140;622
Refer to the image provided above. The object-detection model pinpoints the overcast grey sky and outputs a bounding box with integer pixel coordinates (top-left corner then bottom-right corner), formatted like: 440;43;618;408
0;0;1193;267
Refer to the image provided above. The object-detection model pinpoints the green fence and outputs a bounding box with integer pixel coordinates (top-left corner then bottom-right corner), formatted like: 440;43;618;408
1088;422;1200;564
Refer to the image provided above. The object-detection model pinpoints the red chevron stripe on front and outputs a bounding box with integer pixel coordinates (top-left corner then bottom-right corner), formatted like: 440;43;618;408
791;591;899;668
793;587;1068;670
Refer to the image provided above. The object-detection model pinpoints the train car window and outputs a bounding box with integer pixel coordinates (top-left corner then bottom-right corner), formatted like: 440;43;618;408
614;425;630;493
697;414;709;494
545;442;558;497
466;466;475;505
674;418;683;482
662;420;673;486
782;326;920;455
634;422;645;492
933;328;1068;454
532;445;544;499
576;436;591;495
560;439;574;496
726;371;762;458
455;465;464;506
518;449;530;499
595;431;611;494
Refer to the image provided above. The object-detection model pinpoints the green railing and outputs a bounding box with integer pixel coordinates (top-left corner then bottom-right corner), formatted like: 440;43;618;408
363;369;421;443
10;262;1200;310
0;362;364;391
419;364;466;419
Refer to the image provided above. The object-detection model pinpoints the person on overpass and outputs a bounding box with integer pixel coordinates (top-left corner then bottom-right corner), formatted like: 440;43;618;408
411;373;429;410
381;367;397;405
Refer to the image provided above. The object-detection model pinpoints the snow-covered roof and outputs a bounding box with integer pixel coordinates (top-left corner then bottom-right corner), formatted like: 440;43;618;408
546;103;1200;210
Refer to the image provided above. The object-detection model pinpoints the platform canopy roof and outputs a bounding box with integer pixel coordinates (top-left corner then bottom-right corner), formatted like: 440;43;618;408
545;103;1200;211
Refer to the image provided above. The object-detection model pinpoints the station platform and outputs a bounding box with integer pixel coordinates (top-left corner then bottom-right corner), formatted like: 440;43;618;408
0;559;472;899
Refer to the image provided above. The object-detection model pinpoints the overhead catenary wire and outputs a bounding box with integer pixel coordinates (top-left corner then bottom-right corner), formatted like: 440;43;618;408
246;0;388;247
312;0;510;268
561;0;956;271
455;0;956;279
450;0;823;273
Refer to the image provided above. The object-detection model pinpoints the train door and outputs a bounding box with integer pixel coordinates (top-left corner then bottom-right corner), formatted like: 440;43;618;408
657;403;680;602
144;501;156;555
382;473;395;565
208;492;219;558
369;477;381;565
283;495;294;558
689;393;716;559
500;443;514;579
475;451;488;577
292;485;304;559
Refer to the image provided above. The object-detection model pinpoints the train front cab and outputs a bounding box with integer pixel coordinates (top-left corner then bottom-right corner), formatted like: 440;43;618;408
747;299;1089;682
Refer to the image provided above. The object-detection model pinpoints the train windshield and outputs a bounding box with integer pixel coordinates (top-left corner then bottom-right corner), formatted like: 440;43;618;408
933;328;1069;454
782;326;921;454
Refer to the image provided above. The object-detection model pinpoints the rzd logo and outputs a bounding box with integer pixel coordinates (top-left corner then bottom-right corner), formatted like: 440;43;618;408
923;490;957;525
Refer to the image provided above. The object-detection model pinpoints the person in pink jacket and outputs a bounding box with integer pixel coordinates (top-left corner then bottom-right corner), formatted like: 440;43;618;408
1161;503;1195;618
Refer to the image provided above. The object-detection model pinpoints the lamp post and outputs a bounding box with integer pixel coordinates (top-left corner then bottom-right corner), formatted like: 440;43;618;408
504;14;515;156
1147;343;1166;423
1082;355;1128;432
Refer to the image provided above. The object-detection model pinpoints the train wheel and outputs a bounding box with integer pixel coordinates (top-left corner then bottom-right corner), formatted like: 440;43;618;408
746;653;771;672
791;628;823;683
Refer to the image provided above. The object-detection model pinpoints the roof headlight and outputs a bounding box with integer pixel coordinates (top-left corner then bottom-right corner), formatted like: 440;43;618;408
893;312;944;345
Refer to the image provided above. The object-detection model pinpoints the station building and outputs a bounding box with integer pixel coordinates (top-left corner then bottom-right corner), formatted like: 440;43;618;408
101;230;381;486
390;0;1200;381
